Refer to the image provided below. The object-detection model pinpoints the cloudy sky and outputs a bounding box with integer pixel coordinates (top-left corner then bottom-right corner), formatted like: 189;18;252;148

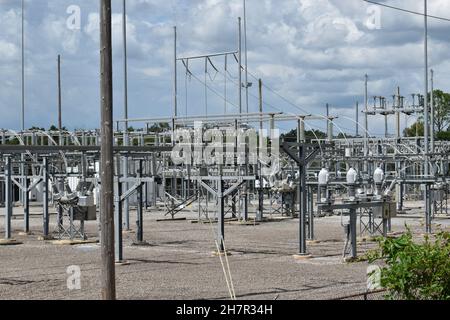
0;0;449;136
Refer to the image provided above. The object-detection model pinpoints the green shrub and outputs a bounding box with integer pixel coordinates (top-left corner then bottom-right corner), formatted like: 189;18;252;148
367;229;450;300
437;131;450;141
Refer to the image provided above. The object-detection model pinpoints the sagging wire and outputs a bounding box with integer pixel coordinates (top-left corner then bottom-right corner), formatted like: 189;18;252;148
207;57;219;82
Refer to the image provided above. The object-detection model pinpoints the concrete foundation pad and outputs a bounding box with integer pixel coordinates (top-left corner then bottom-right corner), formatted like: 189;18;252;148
226;221;259;226
132;241;151;247
258;216;294;222
37;235;55;241
211;251;232;257
192;218;238;224
0;239;23;246
156;217;187;222
17;232;33;236
50;239;99;246
293;254;313;260
115;260;131;266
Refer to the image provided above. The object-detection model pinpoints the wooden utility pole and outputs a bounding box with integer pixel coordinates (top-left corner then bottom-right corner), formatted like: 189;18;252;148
100;0;116;300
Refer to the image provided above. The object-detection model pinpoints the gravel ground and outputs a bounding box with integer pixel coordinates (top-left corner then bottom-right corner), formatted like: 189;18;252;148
0;202;448;300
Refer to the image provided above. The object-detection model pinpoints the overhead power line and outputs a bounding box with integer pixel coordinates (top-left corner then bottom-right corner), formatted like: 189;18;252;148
362;0;450;22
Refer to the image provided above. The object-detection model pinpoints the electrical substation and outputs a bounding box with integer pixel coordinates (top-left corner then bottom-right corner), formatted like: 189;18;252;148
0;0;449;300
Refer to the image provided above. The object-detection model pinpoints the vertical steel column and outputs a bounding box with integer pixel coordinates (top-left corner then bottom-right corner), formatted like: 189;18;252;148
42;157;49;237
243;0;249;115
23;167;29;233
384;99;388;138
151;153;157;206
136;160;144;243
58;55;62;132
425;184;432;233
173;26;177;118
217;175;225;252
395;88;402;213
430;69;435;154
21;0;25;132
257;180;264;222
292;119;302;218
122;0;130;231
298;145;307;255
349;208;357;259
114;173;123;262
395;87;401;138
307;185;314;240
257;78;263;222
187;164;191;199
364;75;369;173
423;0;429;176
238;17;242;115
4;157;12;239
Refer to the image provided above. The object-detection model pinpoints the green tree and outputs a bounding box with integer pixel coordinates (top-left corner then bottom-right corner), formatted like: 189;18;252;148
437;130;450;141
430;90;450;132
404;121;424;137
49;125;67;131
148;122;170;133
281;129;326;142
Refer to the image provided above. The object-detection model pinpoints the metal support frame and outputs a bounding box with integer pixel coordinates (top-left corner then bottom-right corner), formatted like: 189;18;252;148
4;157;12;239
43;157;49;237
281;142;324;255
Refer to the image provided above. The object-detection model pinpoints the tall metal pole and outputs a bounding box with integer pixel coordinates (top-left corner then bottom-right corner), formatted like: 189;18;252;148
42;157;49;237
243;0;249;114
100;0;116;300
122;0;130;230
298;145;307;255
20;0;26;210
123;1;128;130
5;157;12;239
21;0;25;131
57;55;62;131
259;79;263;132
396;87;401;138
424;0;429;176
173;26;178;118
355;102;359;137
430;69;435;153
238;17;242;116
364;75;369;173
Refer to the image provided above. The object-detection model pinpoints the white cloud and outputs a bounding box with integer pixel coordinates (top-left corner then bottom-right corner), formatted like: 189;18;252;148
1;0;450;135
140;67;166;77
0;40;18;60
